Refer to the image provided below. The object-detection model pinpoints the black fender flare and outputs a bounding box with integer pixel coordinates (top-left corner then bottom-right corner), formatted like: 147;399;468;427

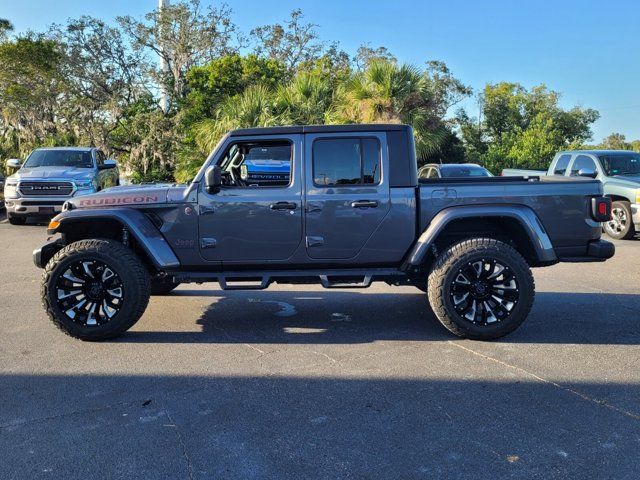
403;204;557;269
47;208;180;269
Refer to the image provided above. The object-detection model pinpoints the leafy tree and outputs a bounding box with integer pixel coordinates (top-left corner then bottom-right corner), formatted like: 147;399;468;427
251;10;325;71
0;34;64;156
458;82;599;172
50;17;148;153
601;132;629;150
182;54;287;126
0;18;13;39
354;44;396;70
117;0;239;104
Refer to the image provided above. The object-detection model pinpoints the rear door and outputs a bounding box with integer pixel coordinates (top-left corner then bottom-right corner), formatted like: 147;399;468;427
304;132;390;260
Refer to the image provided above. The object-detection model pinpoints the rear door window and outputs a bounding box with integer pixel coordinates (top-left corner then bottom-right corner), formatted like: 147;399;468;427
312;138;380;186
553;154;571;175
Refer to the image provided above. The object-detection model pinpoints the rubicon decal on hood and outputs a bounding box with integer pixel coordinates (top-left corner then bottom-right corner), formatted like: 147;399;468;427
76;195;160;207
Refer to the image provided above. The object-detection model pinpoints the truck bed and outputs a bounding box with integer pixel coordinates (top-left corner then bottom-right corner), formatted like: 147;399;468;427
417;175;603;253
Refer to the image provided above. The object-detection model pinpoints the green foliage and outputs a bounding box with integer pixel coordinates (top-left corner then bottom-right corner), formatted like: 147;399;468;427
1;4;609;184
182;54;287;127
457;83;600;172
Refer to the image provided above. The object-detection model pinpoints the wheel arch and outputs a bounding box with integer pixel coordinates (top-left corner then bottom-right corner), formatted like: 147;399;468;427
606;194;633;203
403;205;557;271
47;209;180;271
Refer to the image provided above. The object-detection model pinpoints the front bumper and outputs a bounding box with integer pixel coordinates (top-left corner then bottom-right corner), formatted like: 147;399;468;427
5;196;68;216
632;202;640;228
558;239;615;263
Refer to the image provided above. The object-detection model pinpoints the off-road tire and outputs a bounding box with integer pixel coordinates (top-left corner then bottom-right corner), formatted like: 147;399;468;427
150;278;181;295
603;201;636;240
42;239;150;341
8;215;27;225
427;238;535;340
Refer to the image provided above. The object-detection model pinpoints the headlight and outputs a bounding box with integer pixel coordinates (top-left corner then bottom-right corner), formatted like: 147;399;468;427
73;180;96;196
4;181;18;198
75;180;94;188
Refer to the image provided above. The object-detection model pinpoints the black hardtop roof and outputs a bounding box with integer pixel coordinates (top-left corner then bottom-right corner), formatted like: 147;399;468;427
229;124;412;137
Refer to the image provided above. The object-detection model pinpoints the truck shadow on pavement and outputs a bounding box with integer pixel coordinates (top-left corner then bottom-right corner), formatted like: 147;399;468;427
117;290;640;345
2;374;640;479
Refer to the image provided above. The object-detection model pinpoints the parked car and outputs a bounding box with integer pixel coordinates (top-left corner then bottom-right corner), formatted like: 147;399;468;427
502;150;640;239
418;163;492;179
0;169;4;209
3;147;119;225
34;124;613;342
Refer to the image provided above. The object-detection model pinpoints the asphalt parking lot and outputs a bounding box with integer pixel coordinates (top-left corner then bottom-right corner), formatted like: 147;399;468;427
0;219;639;480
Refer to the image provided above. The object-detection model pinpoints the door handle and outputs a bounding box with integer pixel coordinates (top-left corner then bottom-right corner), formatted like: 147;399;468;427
351;200;378;209
270;202;297;211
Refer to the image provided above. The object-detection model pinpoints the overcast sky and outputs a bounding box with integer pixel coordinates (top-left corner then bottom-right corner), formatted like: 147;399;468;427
2;0;638;142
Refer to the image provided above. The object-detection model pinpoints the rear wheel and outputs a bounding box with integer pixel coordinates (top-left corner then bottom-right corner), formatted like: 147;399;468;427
427;238;535;340
41;239;150;340
603;201;635;240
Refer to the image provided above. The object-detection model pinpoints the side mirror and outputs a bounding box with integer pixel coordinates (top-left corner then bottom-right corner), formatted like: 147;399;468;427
6;159;21;169
578;168;598;178
205;165;222;194
99;159;117;170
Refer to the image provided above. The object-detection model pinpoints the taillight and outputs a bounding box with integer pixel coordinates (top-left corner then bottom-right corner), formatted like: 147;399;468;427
591;197;611;222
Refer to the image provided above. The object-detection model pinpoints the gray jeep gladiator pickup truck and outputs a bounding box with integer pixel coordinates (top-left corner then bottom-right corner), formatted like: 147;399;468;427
34;124;614;341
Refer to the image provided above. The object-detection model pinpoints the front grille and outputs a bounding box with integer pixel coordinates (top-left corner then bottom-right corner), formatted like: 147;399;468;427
18;181;74;196
20;201;65;206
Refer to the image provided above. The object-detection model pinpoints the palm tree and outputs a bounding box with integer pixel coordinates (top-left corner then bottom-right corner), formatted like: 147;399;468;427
194;84;277;152
273;71;333;125
329;59;451;159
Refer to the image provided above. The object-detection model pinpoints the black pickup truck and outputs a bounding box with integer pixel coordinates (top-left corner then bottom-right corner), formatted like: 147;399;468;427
35;124;614;341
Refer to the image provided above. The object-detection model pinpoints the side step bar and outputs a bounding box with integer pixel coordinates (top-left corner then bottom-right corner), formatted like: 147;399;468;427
170;269;407;291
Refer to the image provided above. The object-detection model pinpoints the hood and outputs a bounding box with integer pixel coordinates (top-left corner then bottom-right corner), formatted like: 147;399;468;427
67;183;190;209
12;167;95;181
607;176;640;188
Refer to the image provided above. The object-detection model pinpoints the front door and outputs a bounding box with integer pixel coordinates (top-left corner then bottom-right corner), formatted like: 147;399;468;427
198;135;303;262
304;132;390;260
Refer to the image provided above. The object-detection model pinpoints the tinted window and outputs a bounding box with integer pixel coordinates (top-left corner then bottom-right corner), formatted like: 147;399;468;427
96;151;105;166
599;153;640;176
553;154;571;175
570;155;597;176
313;138;380;186
23;150;93;169
427;168;439;178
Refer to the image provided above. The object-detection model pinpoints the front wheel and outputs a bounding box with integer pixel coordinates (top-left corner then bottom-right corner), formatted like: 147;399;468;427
8;214;27;225
427;238;535;340
603;201;636;240
41;239;150;340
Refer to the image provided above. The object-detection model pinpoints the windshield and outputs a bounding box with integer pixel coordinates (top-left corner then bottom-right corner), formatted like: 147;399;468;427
440;166;491;178
599;154;640;176
23;150;94;169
